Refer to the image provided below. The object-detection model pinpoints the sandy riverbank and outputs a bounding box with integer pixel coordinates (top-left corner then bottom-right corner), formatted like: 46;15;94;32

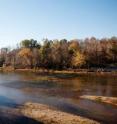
80;95;117;106
20;102;100;124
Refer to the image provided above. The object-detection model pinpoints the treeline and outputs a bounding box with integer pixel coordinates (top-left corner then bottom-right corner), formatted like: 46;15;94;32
0;37;117;70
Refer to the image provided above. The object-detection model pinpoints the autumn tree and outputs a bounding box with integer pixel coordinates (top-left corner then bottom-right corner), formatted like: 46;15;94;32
19;39;41;69
109;37;117;65
39;39;52;68
21;39;40;49
18;48;33;68
1;36;117;70
72;51;85;68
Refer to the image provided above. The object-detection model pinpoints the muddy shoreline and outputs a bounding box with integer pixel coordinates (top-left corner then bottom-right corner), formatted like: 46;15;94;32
0;67;117;76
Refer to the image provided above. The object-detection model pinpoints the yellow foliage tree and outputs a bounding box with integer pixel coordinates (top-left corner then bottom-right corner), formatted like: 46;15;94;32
72;51;85;68
18;48;33;68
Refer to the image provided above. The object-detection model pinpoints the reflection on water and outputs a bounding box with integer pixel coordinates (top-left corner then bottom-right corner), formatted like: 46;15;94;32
0;72;117;123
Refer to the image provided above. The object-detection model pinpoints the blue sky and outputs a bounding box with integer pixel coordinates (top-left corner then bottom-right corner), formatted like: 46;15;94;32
0;0;117;48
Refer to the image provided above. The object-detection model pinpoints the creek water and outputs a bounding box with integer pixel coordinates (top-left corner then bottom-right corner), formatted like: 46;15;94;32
0;72;117;124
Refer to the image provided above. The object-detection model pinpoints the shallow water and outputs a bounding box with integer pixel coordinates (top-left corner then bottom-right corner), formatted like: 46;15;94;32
0;72;117;124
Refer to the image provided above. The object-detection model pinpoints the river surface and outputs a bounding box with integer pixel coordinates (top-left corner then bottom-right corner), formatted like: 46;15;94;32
0;72;117;124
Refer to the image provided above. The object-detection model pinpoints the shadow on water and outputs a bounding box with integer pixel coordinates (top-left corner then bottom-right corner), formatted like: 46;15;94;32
0;96;19;108
0;114;43;124
0;95;81;124
0;96;43;124
56;99;117;124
